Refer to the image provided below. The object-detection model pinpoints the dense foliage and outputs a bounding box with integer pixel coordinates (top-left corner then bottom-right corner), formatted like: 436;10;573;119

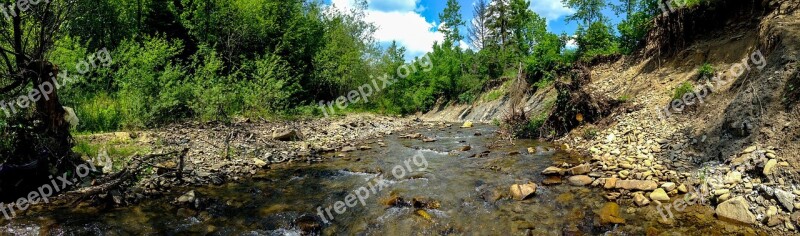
0;0;696;133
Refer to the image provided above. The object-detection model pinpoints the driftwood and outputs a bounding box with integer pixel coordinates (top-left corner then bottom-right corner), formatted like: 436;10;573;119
61;148;189;205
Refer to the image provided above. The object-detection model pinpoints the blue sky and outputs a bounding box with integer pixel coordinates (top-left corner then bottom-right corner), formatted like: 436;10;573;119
328;0;623;59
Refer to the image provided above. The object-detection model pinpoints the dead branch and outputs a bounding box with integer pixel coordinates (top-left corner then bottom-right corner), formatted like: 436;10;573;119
60;148;189;204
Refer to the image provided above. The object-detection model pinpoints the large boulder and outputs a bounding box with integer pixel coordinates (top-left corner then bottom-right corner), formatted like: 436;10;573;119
715;196;756;224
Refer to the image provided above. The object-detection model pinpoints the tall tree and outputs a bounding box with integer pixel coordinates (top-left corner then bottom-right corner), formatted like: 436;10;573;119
468;0;490;50
439;0;465;44
562;0;607;25
487;0;511;49
509;0;532;58
0;0;79;201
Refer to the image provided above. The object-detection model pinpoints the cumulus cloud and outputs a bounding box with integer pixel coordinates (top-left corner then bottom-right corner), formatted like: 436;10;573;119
565;37;578;49
330;0;442;58
530;0;574;22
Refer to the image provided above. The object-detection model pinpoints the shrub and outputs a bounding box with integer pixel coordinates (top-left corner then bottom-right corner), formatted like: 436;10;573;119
673;82;695;100
698;63;715;80
583;127;599;140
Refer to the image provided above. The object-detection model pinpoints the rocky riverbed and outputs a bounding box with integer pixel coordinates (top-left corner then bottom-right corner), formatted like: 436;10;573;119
0;116;781;235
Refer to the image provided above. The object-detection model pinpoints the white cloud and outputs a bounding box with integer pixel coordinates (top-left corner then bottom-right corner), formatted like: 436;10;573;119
565;37;578;49
368;0;420;12
367;11;443;55
330;0;442;58
530;0;574;22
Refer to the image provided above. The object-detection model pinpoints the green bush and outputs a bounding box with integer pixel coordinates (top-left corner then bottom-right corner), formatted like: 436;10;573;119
583;127;599;140
673;82;695;100
698;63;715;80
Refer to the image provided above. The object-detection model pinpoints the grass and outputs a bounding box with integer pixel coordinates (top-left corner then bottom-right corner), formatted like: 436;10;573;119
533;78;554;89
673;82;695;100
617;94;632;103
72;134;152;172
482;90;505;102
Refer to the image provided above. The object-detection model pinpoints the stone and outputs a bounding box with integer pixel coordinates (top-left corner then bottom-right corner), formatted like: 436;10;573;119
605;133;616;143
716;196;756;224
252;158;268;168
775;189;796;212
634;192;650;206
177;190;196;204
724;171;743;184
294;215;322;235
615;180;658;191
599;202;626;224
458;145;471;151
677;184;688;193
767;215;783;227
527;147;536;154
766;206;778;217
742;146;757;154
714;189;730;196
604;178;618;189
273;129;302;141
650;188;670;202
764;159;778;175
568;175;593;186
510;183;537;201
661;182;676;192
341;146;357;152
461;121;473;128
542;166;566;175
422;137;437;142
569;164;591;175
543;176;562;185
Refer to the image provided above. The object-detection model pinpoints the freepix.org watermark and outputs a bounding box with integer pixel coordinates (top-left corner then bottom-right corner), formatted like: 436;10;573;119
657;50;767;120
0;0;49;21
655;182;711;221
0;162;98;220
0;48;113;118
318;54;433;117
316;150;428;224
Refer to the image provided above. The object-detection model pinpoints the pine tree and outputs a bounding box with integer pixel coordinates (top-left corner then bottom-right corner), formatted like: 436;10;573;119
486;0;511;49
439;0;465;44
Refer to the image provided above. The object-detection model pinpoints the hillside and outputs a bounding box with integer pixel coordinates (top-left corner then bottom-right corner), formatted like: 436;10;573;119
425;0;800;231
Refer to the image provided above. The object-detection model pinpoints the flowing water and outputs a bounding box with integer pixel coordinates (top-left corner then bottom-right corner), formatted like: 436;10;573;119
0;124;765;235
